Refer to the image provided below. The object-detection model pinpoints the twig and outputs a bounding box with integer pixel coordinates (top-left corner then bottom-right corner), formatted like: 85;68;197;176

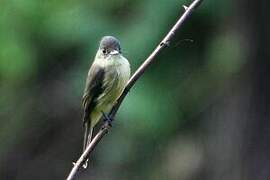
66;0;203;179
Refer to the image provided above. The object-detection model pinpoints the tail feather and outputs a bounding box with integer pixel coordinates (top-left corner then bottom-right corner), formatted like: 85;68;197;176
83;121;90;151
83;121;93;169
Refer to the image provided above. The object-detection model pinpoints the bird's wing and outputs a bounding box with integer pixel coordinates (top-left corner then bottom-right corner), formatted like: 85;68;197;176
82;63;105;155
82;63;105;124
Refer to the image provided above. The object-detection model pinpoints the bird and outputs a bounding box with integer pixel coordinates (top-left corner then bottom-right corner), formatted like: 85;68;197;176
82;36;130;168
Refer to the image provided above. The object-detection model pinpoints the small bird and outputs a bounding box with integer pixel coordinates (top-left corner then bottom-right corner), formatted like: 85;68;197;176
82;36;130;168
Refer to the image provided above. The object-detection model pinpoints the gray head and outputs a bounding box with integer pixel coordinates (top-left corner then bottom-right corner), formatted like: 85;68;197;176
99;36;121;55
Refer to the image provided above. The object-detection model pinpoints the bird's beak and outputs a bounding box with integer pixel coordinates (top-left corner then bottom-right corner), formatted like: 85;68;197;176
110;50;119;55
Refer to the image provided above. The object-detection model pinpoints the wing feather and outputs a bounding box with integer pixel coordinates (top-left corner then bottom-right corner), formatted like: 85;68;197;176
82;64;105;124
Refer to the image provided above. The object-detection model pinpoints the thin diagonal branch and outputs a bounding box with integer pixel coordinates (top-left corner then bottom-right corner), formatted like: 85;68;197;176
66;0;203;179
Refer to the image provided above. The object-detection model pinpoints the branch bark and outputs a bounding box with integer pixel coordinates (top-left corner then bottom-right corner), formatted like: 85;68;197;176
66;0;203;179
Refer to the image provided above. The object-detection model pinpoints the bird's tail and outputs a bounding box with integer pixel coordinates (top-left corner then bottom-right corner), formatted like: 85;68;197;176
83;121;93;169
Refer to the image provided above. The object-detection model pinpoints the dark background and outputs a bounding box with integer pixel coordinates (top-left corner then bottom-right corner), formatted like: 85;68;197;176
1;0;270;179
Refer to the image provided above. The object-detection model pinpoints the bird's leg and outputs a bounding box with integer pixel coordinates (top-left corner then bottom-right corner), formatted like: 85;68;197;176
101;111;113;127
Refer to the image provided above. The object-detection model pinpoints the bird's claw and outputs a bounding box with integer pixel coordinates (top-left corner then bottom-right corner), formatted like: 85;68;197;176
101;111;113;127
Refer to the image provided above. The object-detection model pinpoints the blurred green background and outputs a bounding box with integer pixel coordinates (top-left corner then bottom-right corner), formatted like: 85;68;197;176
1;0;270;179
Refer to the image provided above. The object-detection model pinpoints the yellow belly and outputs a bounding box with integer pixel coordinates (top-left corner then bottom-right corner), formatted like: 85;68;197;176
90;55;130;128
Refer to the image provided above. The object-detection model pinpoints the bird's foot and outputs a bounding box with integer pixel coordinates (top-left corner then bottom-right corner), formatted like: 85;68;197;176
101;111;113;127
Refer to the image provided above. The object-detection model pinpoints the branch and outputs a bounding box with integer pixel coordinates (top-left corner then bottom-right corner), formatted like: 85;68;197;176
66;0;203;179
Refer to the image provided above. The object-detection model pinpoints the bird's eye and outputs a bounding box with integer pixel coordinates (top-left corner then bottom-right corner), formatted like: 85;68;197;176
102;49;106;54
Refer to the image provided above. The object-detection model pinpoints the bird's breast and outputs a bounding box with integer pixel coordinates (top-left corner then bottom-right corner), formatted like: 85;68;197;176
95;55;130;110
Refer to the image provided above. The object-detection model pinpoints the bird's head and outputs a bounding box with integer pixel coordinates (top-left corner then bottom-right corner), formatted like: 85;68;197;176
98;36;121;57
